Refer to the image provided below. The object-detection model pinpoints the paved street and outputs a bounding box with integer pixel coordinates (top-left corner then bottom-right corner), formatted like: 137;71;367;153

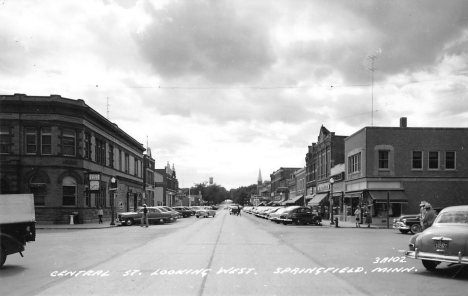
1;209;467;296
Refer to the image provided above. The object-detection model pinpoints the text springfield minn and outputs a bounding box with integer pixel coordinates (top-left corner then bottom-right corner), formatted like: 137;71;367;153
50;265;417;278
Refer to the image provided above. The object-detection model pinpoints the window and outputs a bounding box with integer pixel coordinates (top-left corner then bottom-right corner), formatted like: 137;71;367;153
95;138;106;165
109;145;114;168
41;127;52;155
62;176;76;206
30;175;46;206
0;126;11;154
62;129;76;156
85;188;91;207
25;127;37;154
412;151;423;170
445;151;456;170
134;159;139;176
378;151;389;169
84;133;91;160
348;152;361;174
119;150;122;171
125;153;129;173
429;151;439;170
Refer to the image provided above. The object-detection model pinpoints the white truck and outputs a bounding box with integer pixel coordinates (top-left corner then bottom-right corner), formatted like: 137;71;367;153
0;194;36;268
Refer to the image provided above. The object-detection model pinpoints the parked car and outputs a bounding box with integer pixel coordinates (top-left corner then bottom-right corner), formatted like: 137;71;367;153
117;207;176;226
393;214;422;234
278;206;322;225
195;206;217;218
393;207;444;234
172;206;194;218
405;205;468;270
269;207;290;223
158;206;182;219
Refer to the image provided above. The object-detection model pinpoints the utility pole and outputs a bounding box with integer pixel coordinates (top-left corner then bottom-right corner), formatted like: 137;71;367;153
107;97;110;119
367;55;379;126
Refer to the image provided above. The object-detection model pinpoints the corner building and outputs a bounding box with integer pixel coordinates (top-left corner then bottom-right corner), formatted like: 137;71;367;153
0;94;145;224
344;118;468;224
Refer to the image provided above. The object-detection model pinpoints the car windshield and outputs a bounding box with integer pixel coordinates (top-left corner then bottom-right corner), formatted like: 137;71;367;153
435;211;468;224
158;207;169;212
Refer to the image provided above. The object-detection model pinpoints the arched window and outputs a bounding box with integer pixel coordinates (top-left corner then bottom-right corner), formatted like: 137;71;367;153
63;176;76;206
30;175;46;206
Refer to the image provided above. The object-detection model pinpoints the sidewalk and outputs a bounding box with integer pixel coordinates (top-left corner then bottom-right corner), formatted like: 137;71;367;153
36;221;118;229
323;218;393;229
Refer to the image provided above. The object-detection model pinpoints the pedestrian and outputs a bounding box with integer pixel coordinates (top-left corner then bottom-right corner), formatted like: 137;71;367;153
97;206;103;224
141;204;149;227
422;204;436;230
354;206;361;227
365;206;372;228
237;205;241;216
419;201;426;229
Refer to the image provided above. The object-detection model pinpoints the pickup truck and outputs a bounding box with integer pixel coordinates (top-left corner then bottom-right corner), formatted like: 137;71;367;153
0;194;36;268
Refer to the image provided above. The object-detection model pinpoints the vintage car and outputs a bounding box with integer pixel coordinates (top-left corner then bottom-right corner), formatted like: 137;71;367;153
394;207;444;234
393;214;422;234
116;207;177;226
278;206;322;226
195;206;217;218
172;206;194;218
405;205;468;270
269;207;291;223
158;206;182;219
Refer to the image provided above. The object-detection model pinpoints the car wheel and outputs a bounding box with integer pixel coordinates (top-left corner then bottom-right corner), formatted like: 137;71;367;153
213;214;216;217
125;218;134;226
294;219;301;225
0;244;7;268
283;222;288;225
275;221;280;224
422;260;440;271
410;224;422;234
399;230;410;234
196;216;199;218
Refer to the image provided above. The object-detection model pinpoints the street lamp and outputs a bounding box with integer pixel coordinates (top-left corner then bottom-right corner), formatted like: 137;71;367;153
329;177;335;225
110;177;117;226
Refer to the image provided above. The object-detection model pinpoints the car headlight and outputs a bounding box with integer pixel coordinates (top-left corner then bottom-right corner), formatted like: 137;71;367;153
402;219;406;223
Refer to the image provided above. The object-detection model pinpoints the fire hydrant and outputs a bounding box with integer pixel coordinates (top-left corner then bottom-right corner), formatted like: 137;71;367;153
334;217;339;227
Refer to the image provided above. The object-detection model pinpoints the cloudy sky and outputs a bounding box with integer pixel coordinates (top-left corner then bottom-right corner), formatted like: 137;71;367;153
1;0;468;190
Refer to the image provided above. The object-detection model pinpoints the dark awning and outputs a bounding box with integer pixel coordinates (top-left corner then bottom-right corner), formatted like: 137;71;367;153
307;193;329;206
305;195;314;201
344;192;362;199
368;191;408;203
286;195;303;204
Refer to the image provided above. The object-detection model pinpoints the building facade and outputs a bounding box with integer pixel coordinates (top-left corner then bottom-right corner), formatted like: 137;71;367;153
0;94;145;224
344;118;468;225
143;149;156;206
305;125;347;219
154;162;179;207
270;167;300;204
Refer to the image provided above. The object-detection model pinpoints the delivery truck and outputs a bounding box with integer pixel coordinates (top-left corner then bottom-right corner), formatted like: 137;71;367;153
0;194;36;268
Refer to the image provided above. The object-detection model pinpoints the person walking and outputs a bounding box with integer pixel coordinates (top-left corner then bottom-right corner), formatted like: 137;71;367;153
141;204;149;227
97;206;103;224
365;206;372;228
236;205;241;216
419;201;426;229
354;206;361;227
422;204;436;230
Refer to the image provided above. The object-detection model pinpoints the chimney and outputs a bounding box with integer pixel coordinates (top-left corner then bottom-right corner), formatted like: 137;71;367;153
400;117;407;128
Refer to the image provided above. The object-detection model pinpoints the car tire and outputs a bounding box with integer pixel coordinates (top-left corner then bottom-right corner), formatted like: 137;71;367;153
294;219;301;225
410;224;422;234
125;218;134;226
399;230;410;234
283;222;288;225
0;244;7;268
422;260;439;271
275;221;280;224
196;216;199;218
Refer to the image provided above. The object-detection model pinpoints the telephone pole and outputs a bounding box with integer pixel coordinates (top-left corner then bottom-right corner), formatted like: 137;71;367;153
367;55;379;126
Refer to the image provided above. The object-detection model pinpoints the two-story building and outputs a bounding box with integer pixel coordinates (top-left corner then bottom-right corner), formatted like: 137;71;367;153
270;167;300;205
344;117;468;225
0;94;145;224
155;162;179;207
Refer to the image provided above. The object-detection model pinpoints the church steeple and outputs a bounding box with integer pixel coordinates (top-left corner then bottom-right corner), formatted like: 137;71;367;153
257;169;262;184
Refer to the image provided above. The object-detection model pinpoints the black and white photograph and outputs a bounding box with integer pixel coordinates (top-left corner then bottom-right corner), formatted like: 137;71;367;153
1;0;468;295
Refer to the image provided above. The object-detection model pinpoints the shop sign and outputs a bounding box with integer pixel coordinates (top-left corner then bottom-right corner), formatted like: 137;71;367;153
317;183;330;192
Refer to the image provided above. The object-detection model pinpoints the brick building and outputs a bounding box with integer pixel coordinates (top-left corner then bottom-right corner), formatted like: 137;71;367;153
0;94;145;224
270;167;300;205
344;118;468;225
154;162;179;207
305;126;347;219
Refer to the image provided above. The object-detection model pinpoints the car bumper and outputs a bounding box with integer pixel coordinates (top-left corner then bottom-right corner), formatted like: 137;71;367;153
394;222;409;230
405;249;468;264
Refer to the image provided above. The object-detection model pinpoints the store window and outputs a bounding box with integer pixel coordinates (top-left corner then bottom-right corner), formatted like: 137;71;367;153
412;151;423;170
25;127;37;154
62;176;76;206
30;175;46;206
62;129;76;156
378;150;389;169
41;127;52;155
0;126;11;154
445;151;456;170
429;151;439;170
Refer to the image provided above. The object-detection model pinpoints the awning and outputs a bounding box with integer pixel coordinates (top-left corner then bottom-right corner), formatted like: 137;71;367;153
344;192;362;199
307;193;329;206
257;202;266;206
266;201;274;206
285;195;303;204
368;191;408;203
